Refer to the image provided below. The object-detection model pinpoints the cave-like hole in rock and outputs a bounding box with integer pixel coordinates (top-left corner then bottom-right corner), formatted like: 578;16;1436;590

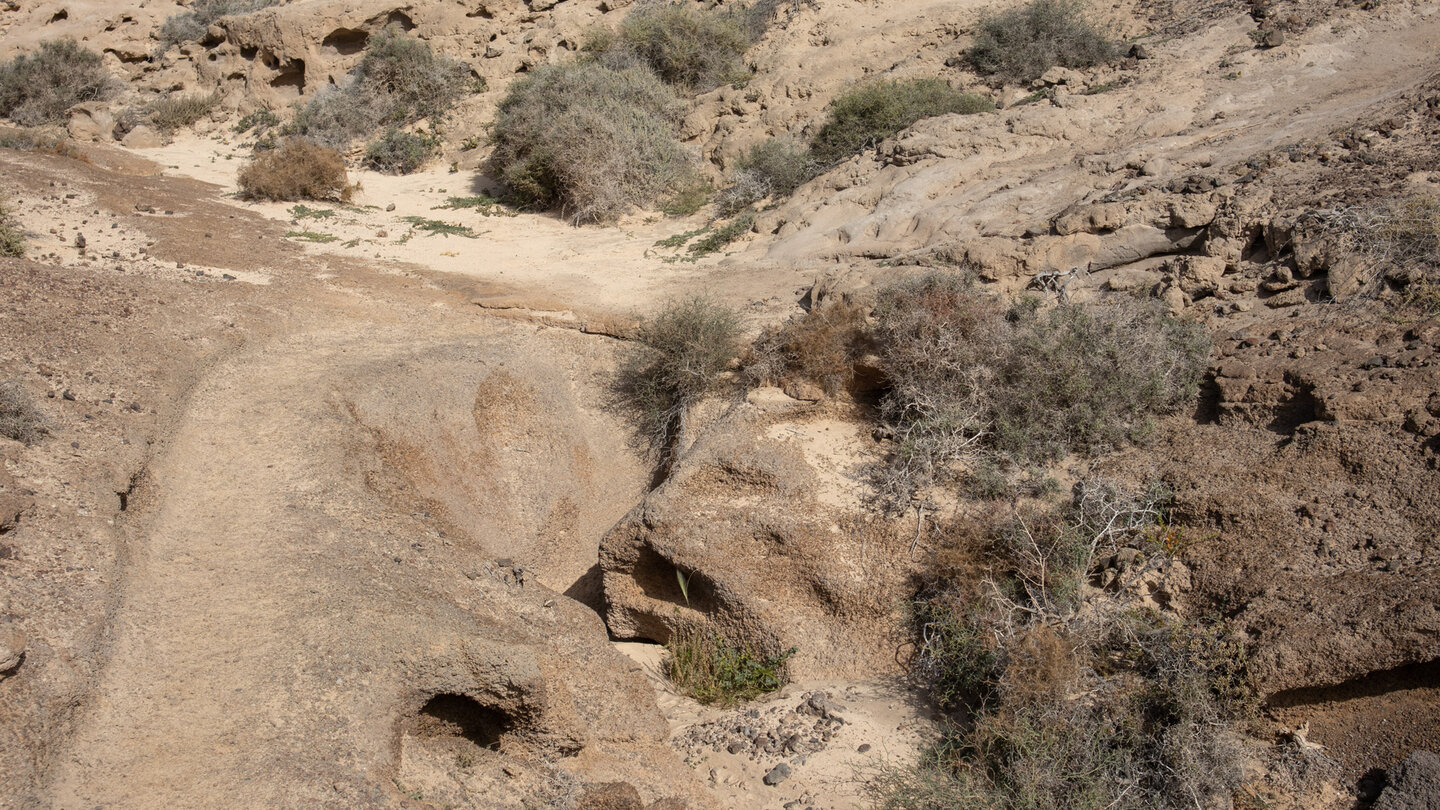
322;28;369;56
412;693;514;750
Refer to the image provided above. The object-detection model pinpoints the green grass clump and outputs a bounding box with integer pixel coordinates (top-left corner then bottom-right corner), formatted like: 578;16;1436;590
290;25;471;149
665;627;796;705
285;230;340;243
686;212;754;256
234;109;280;134
489;61;693;224
400;216;478;238
968;0;1117;84
434;195;517;217
0;40;117;126
809;78;994;165
288;204;335;220
592;2;755;91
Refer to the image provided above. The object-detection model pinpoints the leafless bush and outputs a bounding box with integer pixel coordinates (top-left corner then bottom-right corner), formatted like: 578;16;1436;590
1304;195;1440;302
0;380;47;444
0;40;117;126
237;138;352;202
746;299;867;394
490;61;694;224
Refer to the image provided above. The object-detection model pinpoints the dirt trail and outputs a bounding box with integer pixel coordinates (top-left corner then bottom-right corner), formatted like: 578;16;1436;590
44;314;657;808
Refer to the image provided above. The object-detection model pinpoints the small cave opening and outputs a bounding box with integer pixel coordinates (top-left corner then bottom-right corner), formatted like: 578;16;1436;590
410;693;515;751
322;27;369;56
49;9;68;23
269;60;306;97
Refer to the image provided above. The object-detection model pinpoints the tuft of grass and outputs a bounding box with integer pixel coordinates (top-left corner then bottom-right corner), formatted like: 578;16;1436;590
238;139;352;203
144;91;220;134
285;230;339;243
362;128;439;175
488;60;694;224
968;0;1117;84
234;109;280;134
400;216;478;238
592;2;756;91
809;78;993;165
0;201;26;258
616;296;741;454
0;129;87;160
289;25;472;149
665;627;796;706
158;0;278;49
0;40;117;126
0;380;48;444
434;195;517;217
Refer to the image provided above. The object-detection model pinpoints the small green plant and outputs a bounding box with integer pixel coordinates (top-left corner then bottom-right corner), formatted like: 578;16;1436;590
717;137;816;215
687;212;754;256
285;230;340;243
0;40;117;126
0;201;25;258
434;195;517;217
144;91;220;133
675;568;693;607
661;177;713;217
616;296;741;454
809;78;994;165
234;109;280;134
0;380;48;444
968;0;1117;84
158;0;278;48
665;627;796;705
363;128;439;175
400;216;478;238
288;204;335;220
237;138;352;202
489;61;693;223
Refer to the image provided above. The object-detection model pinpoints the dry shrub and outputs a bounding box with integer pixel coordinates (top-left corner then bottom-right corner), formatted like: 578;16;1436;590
1;200;27;258
1306;194;1440;302
362;128;439;174
0;40;117;126
158;0;278;48
593;2;754;91
746;299;867;394
717;136;817;215
0;380;47;444
615;295;741;454
968;0;1116;84
809;78;993;166
869;272;1210;499
0;128;88;160
489;61;694;224
290;25;471;149
237;139;352;202
145;92;220;133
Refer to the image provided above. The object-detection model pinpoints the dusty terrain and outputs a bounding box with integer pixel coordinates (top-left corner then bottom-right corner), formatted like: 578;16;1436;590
2;0;1439;807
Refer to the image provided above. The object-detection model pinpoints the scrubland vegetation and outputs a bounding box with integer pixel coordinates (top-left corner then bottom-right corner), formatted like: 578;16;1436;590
969;0;1117;84
665;628;796;705
158;0;279;49
0;40;116;126
0;380;47;444
0;201;25;259
237;138;352;202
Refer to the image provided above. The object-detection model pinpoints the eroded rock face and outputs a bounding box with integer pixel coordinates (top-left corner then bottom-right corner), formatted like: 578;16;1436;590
600;407;913;680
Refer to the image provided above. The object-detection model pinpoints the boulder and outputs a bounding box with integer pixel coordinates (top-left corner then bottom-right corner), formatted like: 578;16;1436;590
0;625;24;674
120;125;164;150
67;103;115;143
1374;750;1440;810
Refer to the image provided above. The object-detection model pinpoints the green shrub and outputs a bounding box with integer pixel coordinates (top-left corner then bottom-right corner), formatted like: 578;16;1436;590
717;137;816;215
0;380;47;444
489;61;693;223
616;295;741;452
968;0;1117;84
869;272;1209;498
290;25;471;148
665;627;796;705
234;108;280;134
0;202;25;258
363;128;439;174
596;2;754;91
144;91;220;133
0;40;117;126
809;78;993;165
158;0;278;48
237;138;352;202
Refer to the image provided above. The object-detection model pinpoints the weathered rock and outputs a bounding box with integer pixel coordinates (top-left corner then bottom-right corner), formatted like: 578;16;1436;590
67;103;115;143
0;626;24;674
1374;750;1440;810
120;125;164;150
763;763;792;786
